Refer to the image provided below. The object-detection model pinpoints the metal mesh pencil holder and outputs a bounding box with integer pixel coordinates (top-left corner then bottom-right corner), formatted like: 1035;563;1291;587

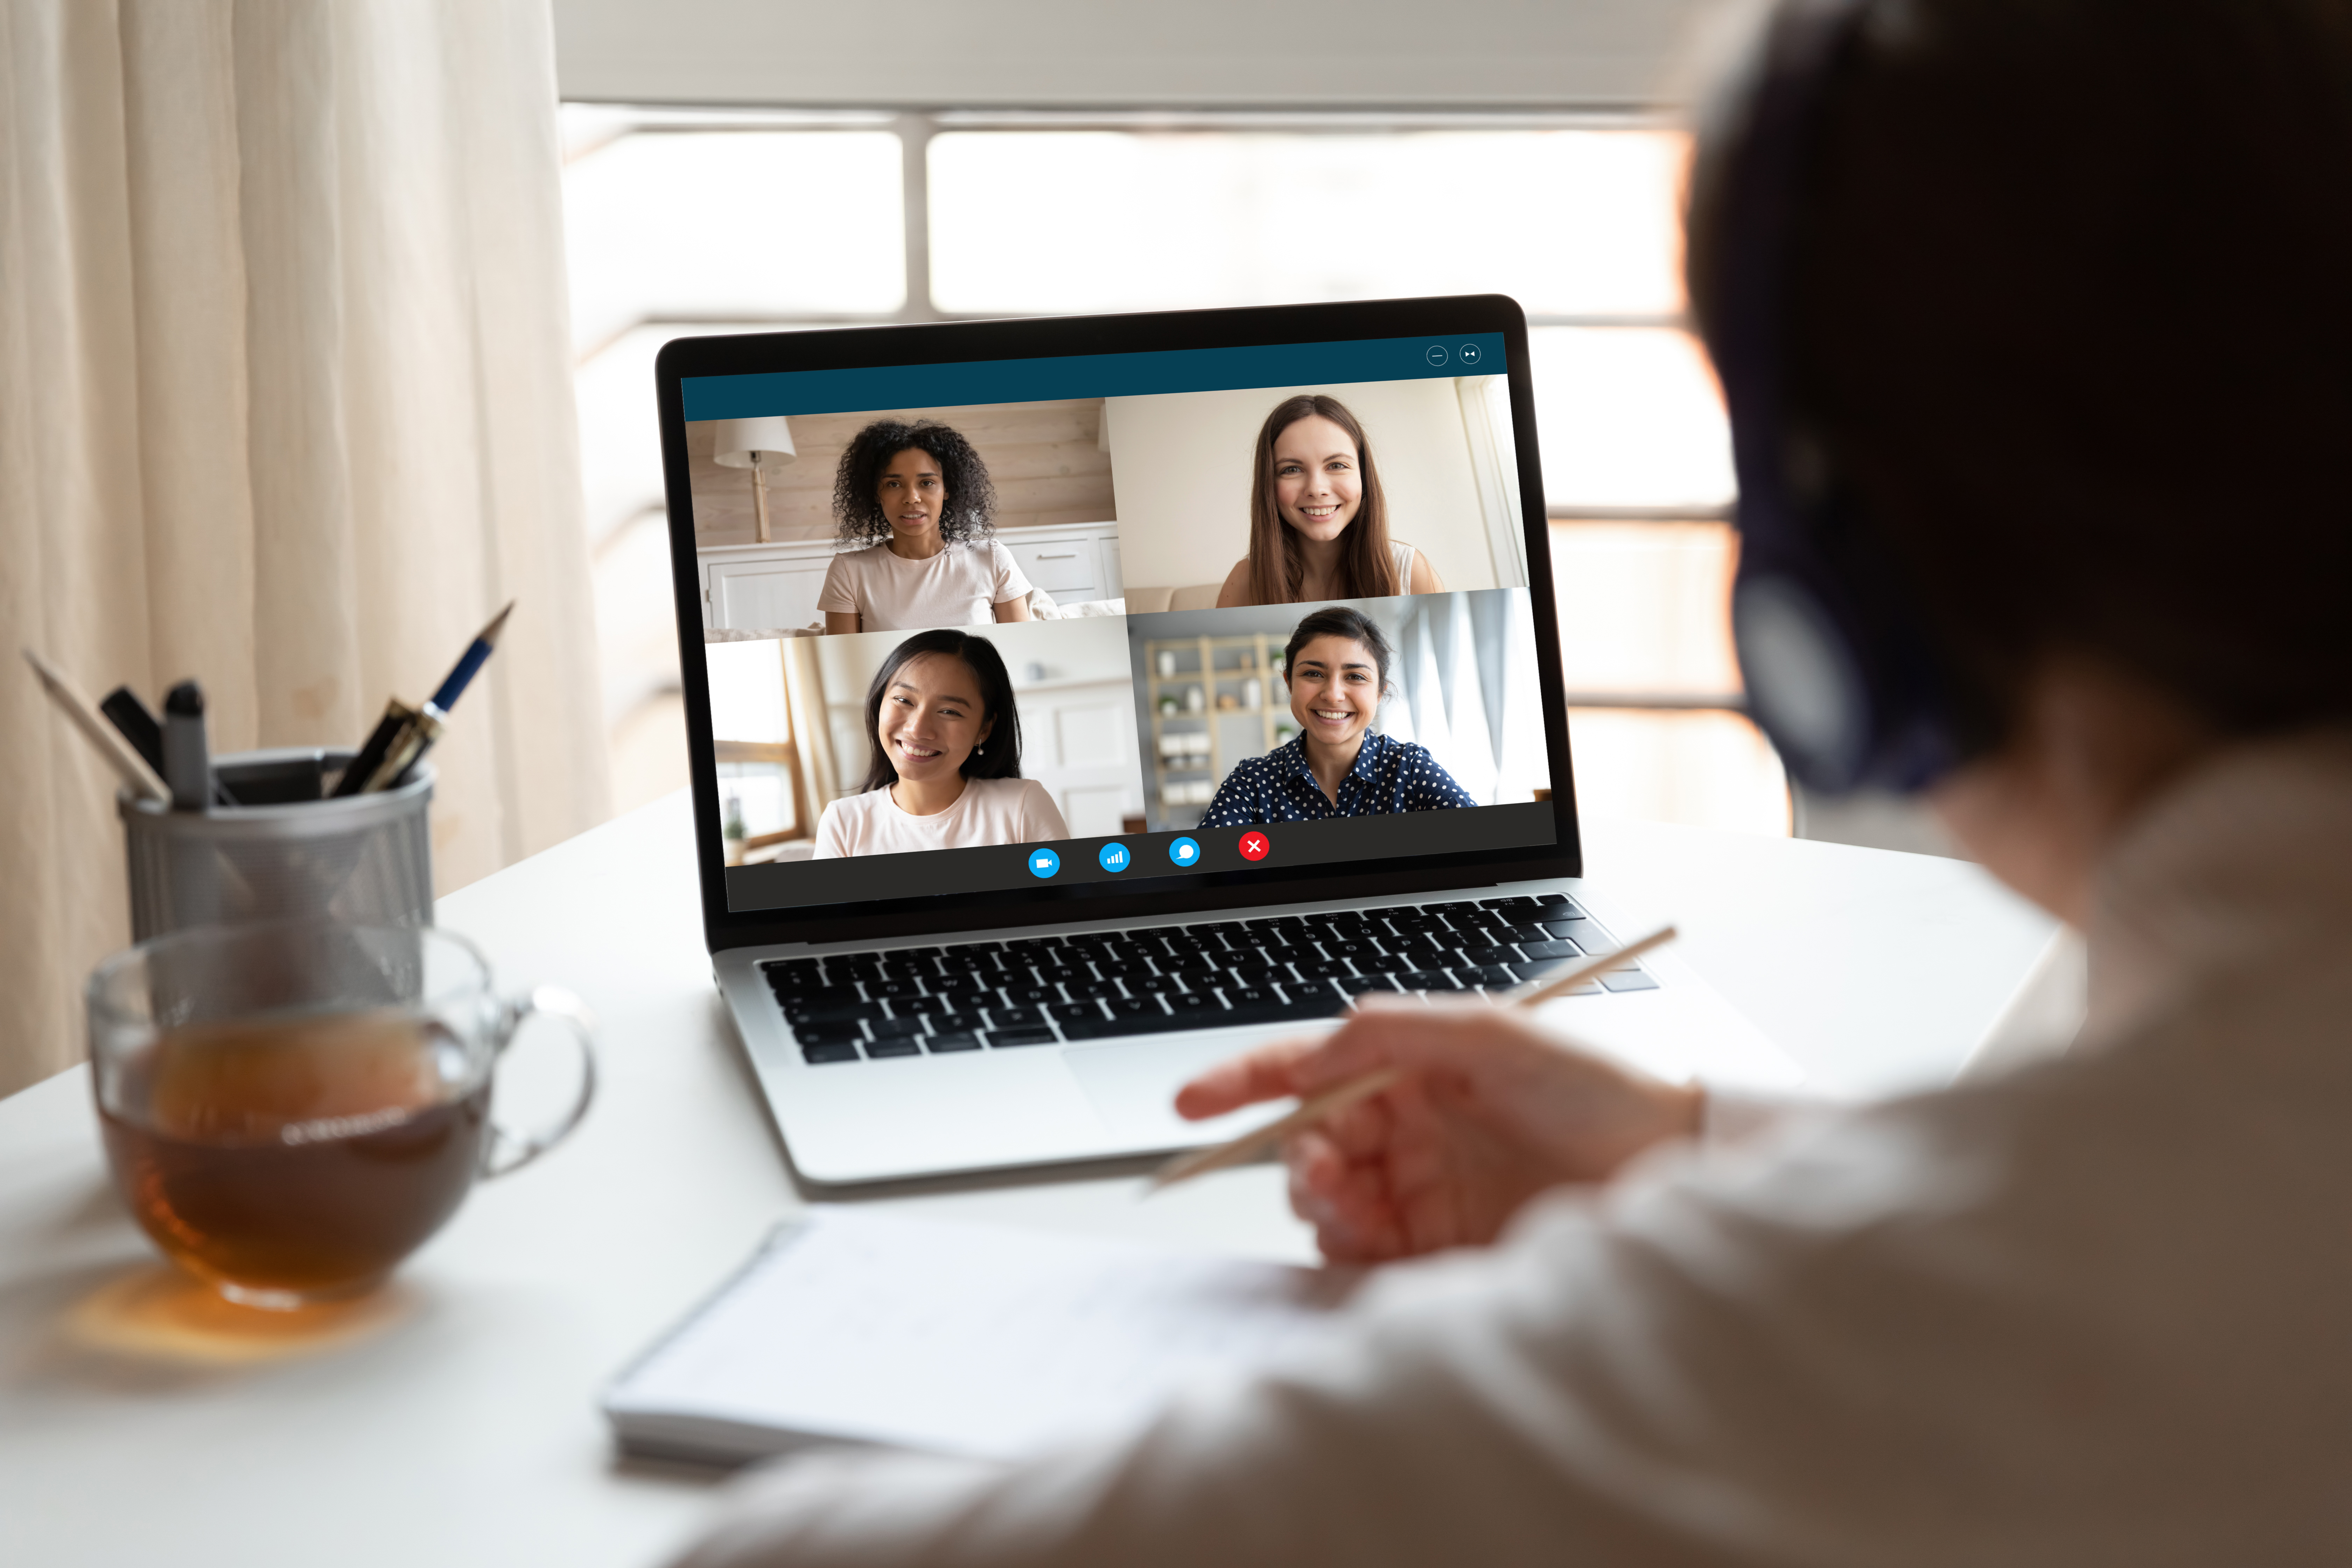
118;748;435;942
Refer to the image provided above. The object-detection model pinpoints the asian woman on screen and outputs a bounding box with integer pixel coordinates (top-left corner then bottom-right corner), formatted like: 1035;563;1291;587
1214;395;1445;608
809;630;1066;858
818;421;1037;634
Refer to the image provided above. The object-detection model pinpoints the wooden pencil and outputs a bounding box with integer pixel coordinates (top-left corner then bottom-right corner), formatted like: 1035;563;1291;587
1147;924;1679;1193
23;648;171;804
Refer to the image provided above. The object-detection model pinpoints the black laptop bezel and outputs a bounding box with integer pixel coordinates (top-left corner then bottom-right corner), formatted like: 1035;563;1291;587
654;294;1582;953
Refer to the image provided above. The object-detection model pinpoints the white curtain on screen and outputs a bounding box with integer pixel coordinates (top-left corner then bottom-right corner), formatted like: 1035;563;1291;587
0;0;609;1096
1383;591;1545;807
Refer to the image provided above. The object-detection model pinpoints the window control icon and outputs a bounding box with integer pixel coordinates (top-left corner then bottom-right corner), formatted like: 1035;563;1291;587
1238;831;1271;862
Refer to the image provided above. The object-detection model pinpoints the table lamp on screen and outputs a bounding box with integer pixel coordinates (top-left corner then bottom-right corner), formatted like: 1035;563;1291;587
712;415;797;543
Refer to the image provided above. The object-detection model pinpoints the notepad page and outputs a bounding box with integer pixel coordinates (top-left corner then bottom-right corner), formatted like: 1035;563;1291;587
606;1208;1352;1462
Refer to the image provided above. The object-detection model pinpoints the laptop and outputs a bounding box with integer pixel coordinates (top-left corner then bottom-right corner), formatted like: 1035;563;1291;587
656;295;1800;1186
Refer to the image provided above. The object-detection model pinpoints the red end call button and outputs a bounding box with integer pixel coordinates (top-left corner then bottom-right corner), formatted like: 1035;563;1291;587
1238;830;1272;861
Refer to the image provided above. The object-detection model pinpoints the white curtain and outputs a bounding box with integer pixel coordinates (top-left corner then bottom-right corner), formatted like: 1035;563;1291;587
1384;590;1547;806
0;0;610;1096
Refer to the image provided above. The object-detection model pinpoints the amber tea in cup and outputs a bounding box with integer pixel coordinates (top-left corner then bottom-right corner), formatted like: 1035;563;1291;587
88;922;593;1310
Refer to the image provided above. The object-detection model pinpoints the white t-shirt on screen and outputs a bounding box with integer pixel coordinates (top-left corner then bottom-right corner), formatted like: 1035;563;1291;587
816;540;1032;632
809;776;1069;859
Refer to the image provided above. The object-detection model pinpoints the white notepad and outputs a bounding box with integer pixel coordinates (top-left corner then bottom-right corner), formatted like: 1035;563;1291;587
602;1207;1354;1465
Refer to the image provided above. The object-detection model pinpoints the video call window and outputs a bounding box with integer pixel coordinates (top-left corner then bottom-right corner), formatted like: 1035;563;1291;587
1107;375;1525;612
681;333;1555;906
1135;590;1548;833
687;400;1124;638
705;620;1147;867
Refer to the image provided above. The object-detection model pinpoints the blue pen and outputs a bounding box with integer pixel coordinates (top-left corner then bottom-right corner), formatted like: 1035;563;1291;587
349;602;516;794
429;600;515;714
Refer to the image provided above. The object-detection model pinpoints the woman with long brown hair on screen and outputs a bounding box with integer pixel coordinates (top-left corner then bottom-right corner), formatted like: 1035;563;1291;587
1214;394;1445;607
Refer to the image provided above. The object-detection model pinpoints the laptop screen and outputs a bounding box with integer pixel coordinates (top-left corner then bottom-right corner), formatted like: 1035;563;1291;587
660;301;1573;933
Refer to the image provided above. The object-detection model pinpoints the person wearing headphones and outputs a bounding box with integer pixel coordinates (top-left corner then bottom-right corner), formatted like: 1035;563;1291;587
671;2;2352;1561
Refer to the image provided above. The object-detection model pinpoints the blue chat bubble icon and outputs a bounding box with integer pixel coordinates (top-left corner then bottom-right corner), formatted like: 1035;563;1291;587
1167;836;1201;868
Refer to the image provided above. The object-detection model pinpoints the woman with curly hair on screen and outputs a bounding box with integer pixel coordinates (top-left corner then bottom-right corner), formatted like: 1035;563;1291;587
817;419;1036;634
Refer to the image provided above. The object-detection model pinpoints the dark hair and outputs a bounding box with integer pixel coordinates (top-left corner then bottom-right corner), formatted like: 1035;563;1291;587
1689;0;2352;756
832;420;1000;550
1281;606;1394;699
1246;396;1398;605
859;630;1023;792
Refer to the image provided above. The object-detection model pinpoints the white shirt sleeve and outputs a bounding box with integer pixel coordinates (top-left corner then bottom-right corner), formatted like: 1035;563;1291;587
1018;779;1068;842
808;799;850;859
816;552;859;617
1699;1085;1819;1146
987;540;1033;605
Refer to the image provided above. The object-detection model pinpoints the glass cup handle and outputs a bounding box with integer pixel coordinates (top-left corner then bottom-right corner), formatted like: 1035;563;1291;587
480;985;598;1180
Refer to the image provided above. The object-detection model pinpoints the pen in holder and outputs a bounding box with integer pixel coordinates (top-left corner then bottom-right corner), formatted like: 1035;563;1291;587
117;747;435;941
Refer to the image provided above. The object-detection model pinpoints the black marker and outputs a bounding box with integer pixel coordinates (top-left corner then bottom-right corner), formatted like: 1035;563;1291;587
106;686;237;807
99;687;164;775
161;681;212;813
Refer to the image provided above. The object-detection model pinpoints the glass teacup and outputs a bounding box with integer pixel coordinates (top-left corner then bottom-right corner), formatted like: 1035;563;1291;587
87;921;595;1310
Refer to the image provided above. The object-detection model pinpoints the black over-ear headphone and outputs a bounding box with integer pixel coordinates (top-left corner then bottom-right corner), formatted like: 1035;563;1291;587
1710;0;1958;794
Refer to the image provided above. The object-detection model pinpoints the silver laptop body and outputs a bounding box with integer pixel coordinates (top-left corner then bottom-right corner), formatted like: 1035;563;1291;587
658;296;1799;1186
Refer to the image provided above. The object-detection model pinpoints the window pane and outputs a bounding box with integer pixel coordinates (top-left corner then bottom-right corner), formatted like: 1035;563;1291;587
1566;709;1788;835
590;508;684;726
564;131;905;349
715;765;798;842
611;691;688;817
1550;521;1740;696
929;130;1686;317
576;321;803;540
576;325;682;541
1531;327;1732;510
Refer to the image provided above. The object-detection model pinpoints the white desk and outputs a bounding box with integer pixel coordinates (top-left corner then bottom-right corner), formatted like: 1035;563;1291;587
0;792;2056;1567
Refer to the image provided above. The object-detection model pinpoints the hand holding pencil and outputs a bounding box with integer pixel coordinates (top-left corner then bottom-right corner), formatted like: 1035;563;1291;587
1164;930;1702;1264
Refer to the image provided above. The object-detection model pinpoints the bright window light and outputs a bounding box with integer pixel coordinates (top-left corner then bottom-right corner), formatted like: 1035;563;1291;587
928;130;1687;318
565;130;906;350
1565;709;1790;835
1550;521;1741;696
1531;327;1733;510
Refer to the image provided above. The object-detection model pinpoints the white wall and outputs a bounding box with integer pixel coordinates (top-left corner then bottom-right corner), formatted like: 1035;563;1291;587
554;0;1741;111
1108;380;1501;596
706;639;790;740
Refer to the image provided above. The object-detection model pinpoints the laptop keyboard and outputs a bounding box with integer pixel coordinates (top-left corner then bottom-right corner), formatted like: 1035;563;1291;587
761;894;1659;1065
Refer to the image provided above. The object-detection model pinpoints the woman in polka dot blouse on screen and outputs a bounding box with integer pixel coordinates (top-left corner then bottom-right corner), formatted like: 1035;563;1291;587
1199;606;1477;827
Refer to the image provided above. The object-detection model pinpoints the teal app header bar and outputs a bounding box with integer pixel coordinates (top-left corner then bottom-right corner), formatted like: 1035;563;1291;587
679;332;1510;422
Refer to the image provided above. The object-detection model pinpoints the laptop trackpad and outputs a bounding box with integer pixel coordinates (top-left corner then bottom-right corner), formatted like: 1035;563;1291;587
1063;1033;1300;1146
